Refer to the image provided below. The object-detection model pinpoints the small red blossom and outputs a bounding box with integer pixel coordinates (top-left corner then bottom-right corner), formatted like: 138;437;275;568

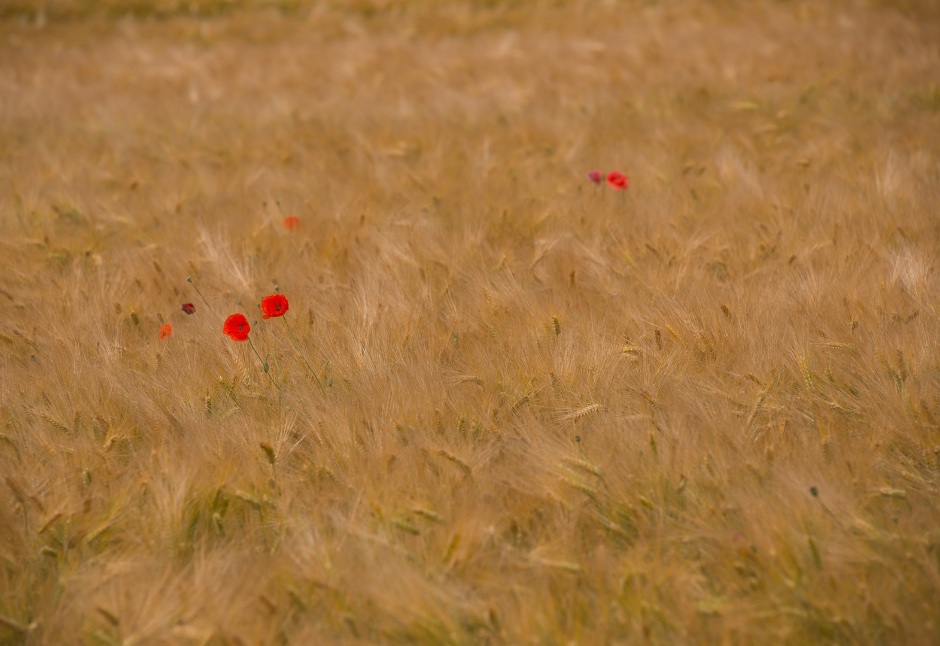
260;294;289;319
181;303;196;315
222;313;251;342
606;171;629;190
159;323;173;340
587;170;603;185
282;216;301;232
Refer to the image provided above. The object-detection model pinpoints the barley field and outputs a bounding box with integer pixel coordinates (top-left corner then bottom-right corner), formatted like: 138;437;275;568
1;0;939;644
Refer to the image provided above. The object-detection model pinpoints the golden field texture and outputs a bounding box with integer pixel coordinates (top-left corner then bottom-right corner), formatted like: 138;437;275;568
1;1;939;643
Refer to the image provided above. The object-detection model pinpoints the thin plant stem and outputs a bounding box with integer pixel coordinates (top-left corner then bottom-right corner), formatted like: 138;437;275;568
266;353;282;380
187;276;212;310
283;315;323;389
247;337;281;391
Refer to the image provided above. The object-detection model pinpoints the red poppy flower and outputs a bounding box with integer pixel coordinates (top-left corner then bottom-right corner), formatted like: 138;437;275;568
587;170;603;185
159;323;173;340
222;313;250;341
181;303;195;315
606;171;629;190
260;294;289;320
282;216;301;232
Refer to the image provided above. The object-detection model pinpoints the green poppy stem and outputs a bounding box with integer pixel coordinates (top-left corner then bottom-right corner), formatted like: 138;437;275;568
283;315;323;389
248;337;281;390
186;276;212;309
